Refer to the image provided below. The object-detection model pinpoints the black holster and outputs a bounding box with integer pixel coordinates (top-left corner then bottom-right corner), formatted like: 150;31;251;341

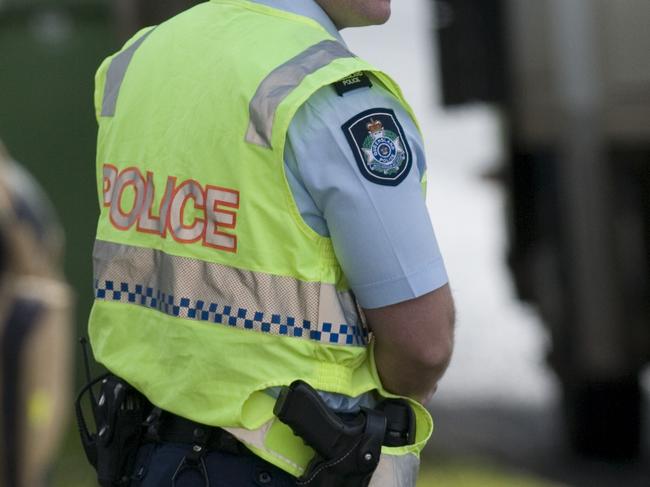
75;374;151;487
274;381;415;487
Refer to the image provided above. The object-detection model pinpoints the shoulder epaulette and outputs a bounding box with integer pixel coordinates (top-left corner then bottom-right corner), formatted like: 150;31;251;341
332;72;373;97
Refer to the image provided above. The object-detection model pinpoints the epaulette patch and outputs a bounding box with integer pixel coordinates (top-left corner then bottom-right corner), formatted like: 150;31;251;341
342;108;412;186
333;72;373;97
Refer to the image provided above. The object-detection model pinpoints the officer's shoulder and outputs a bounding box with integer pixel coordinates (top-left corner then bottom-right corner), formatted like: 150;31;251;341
303;71;400;116
295;72;408;137
297;71;389;125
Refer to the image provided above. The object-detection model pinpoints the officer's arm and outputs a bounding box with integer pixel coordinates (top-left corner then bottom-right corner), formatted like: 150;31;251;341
364;284;455;404
284;79;454;404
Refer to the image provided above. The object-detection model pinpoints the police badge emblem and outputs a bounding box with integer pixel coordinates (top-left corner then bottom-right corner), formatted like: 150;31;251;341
342;108;412;186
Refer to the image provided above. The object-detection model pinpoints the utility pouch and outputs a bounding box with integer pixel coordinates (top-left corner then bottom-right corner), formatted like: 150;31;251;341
376;398;416;447
274;381;415;487
75;374;151;487
75;359;151;486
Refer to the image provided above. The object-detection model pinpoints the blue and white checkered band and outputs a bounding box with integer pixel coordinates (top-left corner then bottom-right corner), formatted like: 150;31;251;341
342;107;413;186
93;241;368;347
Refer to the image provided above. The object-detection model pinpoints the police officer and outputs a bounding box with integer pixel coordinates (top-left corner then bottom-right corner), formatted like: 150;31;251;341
88;1;454;485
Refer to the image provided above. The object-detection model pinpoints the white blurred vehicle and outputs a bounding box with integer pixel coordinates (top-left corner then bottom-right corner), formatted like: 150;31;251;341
436;0;650;460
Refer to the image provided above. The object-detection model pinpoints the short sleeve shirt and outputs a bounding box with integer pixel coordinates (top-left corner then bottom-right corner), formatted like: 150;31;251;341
285;76;448;308
253;0;448;309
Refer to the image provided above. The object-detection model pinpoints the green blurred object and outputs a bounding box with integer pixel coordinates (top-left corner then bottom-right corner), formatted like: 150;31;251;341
51;426;96;487
0;1;117;368
418;460;563;487
0;3;121;483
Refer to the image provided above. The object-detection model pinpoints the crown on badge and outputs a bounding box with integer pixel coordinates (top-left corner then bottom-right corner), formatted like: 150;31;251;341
366;119;384;134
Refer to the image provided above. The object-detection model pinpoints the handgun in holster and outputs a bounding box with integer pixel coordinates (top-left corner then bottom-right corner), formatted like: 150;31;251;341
274;380;415;487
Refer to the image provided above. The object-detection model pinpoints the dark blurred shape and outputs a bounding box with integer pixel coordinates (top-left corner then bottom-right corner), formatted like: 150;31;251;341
113;0;203;41
434;0;508;105
434;0;650;461
0;141;73;487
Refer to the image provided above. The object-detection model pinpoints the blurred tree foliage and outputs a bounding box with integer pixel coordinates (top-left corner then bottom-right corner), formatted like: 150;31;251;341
0;0;116;384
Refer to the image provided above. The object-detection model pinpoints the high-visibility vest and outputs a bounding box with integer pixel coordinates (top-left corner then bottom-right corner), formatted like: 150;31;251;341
89;0;432;483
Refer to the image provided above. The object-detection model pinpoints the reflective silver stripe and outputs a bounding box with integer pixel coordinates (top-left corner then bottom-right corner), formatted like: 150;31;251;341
246;40;355;148
93;240;366;346
101;29;154;117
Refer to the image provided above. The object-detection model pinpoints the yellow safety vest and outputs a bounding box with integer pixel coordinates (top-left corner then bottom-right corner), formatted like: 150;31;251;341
89;0;432;483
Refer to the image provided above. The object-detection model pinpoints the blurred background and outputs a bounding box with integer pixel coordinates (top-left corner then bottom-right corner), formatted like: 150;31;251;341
0;0;648;486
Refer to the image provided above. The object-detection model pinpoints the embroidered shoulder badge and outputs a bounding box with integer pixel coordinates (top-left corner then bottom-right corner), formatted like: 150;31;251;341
342;108;412;186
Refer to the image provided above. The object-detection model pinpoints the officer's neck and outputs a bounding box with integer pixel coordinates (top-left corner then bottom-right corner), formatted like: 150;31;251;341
248;0;346;45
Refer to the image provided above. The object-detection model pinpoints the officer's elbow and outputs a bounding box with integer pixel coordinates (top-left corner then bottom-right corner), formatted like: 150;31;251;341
408;305;455;376
419;331;454;372
397;309;455;403
366;285;455;400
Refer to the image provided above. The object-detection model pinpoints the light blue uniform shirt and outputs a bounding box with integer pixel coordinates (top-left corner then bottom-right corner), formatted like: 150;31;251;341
253;0;448;411
253;0;448;309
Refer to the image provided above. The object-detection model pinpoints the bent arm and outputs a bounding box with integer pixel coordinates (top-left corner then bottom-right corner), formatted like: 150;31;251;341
283;79;454;403
364;284;455;404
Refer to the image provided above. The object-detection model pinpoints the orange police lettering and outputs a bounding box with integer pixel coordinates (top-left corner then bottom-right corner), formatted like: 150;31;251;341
102;165;239;252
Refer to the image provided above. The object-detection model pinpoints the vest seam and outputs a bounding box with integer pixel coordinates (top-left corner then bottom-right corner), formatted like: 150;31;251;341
270;62;379;253
270;63;370;241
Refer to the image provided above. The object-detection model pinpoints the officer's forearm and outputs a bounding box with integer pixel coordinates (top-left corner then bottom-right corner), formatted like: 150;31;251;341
364;285;455;404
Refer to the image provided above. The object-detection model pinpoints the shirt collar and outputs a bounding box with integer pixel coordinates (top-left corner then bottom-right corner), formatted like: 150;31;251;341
249;0;345;44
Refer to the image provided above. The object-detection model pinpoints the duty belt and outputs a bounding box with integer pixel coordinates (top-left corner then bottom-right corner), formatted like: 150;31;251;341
143;408;246;456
